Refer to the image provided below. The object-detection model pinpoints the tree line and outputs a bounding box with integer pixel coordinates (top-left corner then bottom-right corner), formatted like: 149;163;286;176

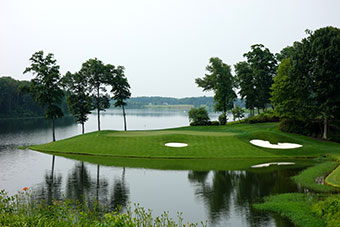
116;96;245;110
20;51;131;141
194;26;340;140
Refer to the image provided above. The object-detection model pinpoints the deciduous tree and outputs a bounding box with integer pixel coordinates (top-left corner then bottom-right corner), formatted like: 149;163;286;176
23;51;64;141
196;57;236;124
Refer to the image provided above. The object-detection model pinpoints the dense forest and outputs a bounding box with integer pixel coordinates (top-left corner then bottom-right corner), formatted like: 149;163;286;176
0;76;69;118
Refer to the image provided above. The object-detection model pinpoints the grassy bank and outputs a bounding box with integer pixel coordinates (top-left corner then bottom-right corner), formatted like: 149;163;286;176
253;193;325;227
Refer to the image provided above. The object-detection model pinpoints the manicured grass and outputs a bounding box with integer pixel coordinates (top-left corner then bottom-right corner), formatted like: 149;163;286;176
292;160;339;192
30;123;340;161
253;193;325;227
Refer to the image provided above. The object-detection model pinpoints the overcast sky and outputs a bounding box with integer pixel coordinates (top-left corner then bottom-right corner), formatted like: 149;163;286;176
1;0;340;98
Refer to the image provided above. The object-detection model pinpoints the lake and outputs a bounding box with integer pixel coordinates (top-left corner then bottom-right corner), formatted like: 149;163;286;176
0;109;307;226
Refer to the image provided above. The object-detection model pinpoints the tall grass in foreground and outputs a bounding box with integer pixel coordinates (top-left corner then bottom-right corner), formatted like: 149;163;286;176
0;189;207;227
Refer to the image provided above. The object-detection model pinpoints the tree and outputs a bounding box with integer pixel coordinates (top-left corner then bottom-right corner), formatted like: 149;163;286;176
23;51;64;142
196;57;236;124
234;61;256;116
106;65;131;131
63;71;92;134
231;106;245;122
243;44;277;111
80;58;110;131
188;107;210;125
306;26;340;139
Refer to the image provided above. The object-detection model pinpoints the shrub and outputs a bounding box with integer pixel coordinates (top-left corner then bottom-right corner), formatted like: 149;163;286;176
244;110;280;124
218;113;227;125
188;107;210;126
313;196;340;227
210;121;219;126
231;106;245;122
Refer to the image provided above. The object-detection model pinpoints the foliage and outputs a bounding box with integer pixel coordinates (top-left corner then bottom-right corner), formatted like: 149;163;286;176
22;51;65;141
243;110;279;124
254;193;325;227
218;112;227;125
231;106;245;121
79;58;110;131
241;44;277;111
292;161;338;192
195;57;236;123
0;190;206;227
0;77;44;118
272;26;340;139
188;107;210;126
234;61;256;115
106;65;131;131
313;195;340;227
62;71;92;134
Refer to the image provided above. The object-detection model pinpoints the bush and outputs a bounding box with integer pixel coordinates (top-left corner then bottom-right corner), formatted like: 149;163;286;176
244;110;280;124
279;119;321;137
313;196;340;227
210;121;219;126
188;107;210;126
218;113;227;125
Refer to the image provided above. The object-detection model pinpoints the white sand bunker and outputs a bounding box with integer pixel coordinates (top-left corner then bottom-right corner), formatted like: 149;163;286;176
250;139;302;149
165;142;188;147
251;162;295;168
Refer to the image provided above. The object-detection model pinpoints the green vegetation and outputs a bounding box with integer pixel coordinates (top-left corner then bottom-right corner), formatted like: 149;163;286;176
196;57;236;124
22;51;65;141
313;195;340;227
31;123;340;161
188;107;210;126
0;190;206;227
271;26;340;140
292;161;338;192
254;193;325;227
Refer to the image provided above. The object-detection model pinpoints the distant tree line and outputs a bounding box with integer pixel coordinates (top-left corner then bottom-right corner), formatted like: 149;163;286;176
0;76;69;118
193;26;340;140
114;96;245;110
18;51;131;141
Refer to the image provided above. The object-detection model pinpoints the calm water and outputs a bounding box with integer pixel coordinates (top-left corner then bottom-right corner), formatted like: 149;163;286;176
0;109;306;226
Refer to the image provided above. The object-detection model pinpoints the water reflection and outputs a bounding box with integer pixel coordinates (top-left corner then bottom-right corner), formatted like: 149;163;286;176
188;170;302;226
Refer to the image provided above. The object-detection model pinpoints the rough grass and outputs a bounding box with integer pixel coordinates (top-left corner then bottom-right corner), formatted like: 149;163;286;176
292;161;339;192
253;193;325;227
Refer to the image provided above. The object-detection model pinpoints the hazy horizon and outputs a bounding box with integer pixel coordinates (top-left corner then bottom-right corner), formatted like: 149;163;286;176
2;0;340;98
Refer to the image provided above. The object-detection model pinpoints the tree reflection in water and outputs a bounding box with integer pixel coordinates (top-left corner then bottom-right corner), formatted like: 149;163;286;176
188;169;303;226
35;160;129;213
36;155;63;204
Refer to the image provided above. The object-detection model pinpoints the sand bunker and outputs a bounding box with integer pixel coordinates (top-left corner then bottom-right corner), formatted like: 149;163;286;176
165;142;188;147
250;139;302;149
251;162;295;168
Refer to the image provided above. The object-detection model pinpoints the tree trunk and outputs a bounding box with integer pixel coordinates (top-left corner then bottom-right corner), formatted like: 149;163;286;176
52;118;56;142
82;123;84;134
123;106;127;131
97;87;101;131
257;108;260;115
323;117;328;140
97;107;100;131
